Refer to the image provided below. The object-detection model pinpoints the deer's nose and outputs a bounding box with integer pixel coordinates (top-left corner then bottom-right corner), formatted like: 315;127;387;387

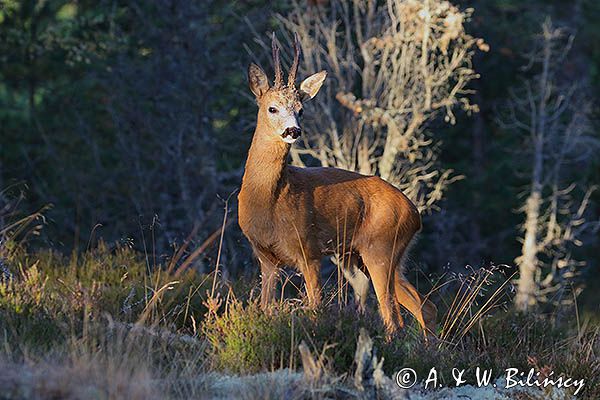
283;126;302;139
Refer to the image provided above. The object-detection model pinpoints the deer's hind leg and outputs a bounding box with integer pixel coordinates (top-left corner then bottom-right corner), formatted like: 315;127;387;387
394;272;437;334
385;231;437;335
359;246;399;335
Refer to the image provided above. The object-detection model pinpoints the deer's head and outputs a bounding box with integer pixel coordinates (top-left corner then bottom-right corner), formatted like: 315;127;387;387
248;33;326;144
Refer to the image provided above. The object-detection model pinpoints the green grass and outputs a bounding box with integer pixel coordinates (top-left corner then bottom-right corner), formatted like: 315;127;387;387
0;243;598;399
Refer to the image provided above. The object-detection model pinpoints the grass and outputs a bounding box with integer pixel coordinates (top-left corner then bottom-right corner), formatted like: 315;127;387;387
0;237;598;399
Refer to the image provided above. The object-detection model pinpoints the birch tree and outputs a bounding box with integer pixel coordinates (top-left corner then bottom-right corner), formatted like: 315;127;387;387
500;20;600;312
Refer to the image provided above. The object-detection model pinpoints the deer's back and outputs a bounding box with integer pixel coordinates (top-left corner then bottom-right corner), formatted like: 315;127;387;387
283;166;421;252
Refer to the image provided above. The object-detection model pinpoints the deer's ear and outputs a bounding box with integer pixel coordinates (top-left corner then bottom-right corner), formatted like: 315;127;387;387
299;71;327;102
248;63;270;98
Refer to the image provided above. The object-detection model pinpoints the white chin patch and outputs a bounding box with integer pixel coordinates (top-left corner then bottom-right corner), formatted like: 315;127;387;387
281;136;298;144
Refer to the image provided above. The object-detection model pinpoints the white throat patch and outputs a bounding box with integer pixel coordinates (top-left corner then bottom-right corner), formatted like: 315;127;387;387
281;135;298;144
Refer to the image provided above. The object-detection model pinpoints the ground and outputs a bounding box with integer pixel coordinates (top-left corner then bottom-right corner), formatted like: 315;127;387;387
0;243;597;399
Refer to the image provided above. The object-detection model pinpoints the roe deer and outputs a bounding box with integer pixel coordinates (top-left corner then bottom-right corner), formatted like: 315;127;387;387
238;34;437;335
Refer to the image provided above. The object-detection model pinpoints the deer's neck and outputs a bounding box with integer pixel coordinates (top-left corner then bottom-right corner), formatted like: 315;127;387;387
241;119;290;203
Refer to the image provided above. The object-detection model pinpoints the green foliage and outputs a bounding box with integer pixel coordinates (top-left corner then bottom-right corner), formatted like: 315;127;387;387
204;300;294;373
0;241;214;350
203;298;403;374
0;262;65;349
203;297;599;397
0;0;281;255
0;263;48;313
0;241;598;398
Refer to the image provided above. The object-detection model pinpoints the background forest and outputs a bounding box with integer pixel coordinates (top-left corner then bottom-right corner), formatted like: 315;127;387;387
0;1;599;399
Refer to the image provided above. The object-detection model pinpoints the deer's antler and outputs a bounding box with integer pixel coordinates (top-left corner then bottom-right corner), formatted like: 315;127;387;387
272;33;283;89
288;33;301;87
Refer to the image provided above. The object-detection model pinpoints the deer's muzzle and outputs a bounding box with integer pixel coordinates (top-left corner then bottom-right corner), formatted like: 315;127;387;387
282;126;302;140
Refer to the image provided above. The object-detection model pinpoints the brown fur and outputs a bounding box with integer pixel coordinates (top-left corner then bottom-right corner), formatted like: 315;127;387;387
238;36;436;335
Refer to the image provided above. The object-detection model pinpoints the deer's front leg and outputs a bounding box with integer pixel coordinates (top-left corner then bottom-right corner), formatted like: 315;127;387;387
257;254;280;309
302;260;322;308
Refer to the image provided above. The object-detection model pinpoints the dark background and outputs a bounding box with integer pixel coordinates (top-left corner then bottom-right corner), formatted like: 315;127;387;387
1;0;598;304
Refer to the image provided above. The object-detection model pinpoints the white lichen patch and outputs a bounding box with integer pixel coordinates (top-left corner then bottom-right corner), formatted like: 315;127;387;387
410;378;574;400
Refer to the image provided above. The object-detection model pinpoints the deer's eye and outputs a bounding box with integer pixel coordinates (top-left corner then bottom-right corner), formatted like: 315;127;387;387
268;107;278;114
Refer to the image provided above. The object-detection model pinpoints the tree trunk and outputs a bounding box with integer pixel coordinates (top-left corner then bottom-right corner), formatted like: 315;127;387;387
378;114;423;182
515;129;544;312
515;189;541;311
515;25;551;312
